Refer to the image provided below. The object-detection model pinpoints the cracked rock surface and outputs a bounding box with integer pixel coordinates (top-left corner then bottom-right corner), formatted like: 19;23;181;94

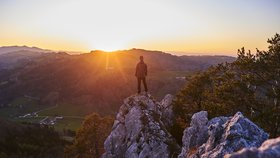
179;111;269;158
102;94;180;158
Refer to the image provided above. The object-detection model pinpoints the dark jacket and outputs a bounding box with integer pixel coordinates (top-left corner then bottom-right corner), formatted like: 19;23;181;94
135;61;147;78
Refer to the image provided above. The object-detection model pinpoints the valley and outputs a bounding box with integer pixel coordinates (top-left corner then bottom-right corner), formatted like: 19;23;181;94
0;46;235;133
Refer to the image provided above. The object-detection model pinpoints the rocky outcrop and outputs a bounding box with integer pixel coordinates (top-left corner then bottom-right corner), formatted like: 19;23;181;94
179;111;269;158
102;93;277;158
102;94;180;158
225;137;280;158
160;94;174;129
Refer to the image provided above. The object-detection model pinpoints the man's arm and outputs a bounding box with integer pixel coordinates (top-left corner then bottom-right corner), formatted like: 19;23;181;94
135;64;139;76
145;64;148;76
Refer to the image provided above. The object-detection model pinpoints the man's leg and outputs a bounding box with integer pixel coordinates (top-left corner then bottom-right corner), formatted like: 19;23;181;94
137;77;141;93
143;77;148;92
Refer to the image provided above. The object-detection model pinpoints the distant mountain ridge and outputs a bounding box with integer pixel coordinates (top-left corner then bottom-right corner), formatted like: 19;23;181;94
0;46;52;55
92;48;236;71
0;50;46;69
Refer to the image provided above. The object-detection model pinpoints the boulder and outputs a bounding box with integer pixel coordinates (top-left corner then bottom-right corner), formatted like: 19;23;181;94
102;94;180;158
180;111;269;158
225;137;280;158
178;111;209;158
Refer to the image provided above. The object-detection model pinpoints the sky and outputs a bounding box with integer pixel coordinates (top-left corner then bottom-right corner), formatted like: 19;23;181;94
0;0;279;56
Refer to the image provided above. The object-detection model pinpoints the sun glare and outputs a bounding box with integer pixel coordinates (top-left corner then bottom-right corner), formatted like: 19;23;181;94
89;41;128;52
98;47;122;52
88;37;128;52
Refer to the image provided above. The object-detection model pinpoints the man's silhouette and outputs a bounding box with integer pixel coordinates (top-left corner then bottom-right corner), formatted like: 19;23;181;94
135;56;148;94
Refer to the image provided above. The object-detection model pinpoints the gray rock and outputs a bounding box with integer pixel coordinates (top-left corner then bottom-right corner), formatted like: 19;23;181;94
103;94;271;158
178;111;209;158
160;94;174;129
225;137;280;158
179;111;269;158
102;94;180;158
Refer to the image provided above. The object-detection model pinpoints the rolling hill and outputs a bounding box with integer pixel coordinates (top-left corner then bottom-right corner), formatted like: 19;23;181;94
0;47;235;125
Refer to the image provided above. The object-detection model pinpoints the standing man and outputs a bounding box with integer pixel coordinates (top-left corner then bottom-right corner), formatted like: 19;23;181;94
135;56;148;94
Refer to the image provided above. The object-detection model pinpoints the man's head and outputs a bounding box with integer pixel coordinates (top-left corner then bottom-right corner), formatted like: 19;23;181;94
140;56;144;62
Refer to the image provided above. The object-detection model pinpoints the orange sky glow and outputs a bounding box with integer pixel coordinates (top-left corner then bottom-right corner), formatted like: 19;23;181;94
0;0;280;56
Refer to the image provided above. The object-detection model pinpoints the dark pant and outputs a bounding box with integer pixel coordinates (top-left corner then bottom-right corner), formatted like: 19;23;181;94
137;77;148;93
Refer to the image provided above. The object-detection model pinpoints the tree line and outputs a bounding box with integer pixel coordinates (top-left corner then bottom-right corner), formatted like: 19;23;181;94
172;34;280;144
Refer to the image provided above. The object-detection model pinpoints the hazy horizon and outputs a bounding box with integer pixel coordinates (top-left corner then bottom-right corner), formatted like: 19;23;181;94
0;45;241;57
1;0;279;56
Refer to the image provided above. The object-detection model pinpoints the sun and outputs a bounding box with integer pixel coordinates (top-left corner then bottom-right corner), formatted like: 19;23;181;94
99;47;121;52
89;41;128;52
